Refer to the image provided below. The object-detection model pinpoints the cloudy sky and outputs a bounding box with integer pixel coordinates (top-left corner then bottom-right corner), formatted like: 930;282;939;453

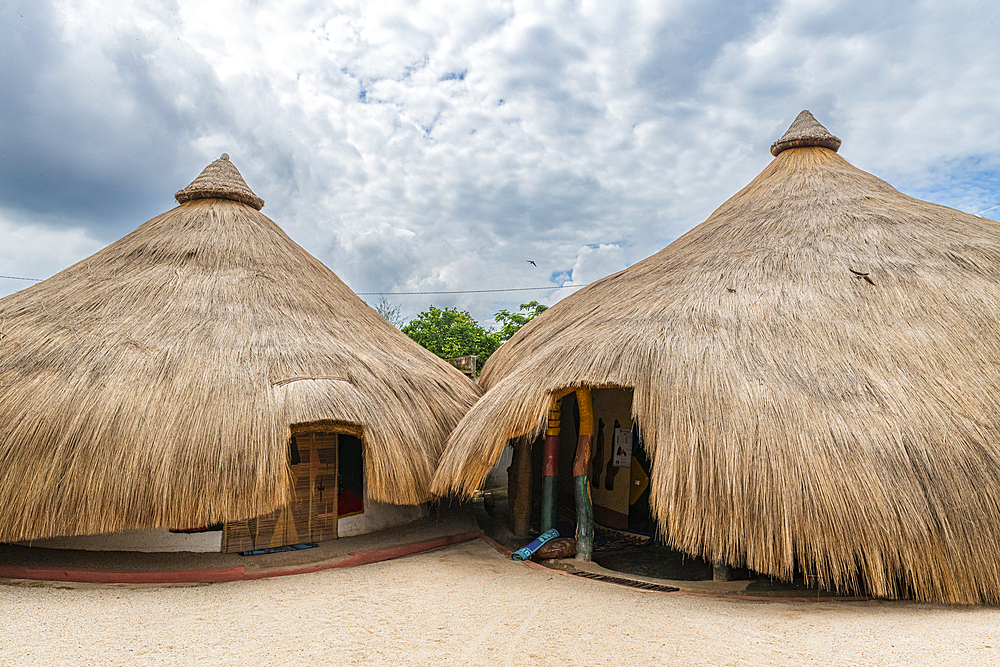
1;0;998;324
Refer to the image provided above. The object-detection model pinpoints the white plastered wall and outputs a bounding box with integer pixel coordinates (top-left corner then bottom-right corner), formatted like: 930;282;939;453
337;500;429;537
16;528;223;553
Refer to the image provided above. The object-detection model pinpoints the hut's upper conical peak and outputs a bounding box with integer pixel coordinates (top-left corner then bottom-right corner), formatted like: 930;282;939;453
770;110;842;157
174;153;264;210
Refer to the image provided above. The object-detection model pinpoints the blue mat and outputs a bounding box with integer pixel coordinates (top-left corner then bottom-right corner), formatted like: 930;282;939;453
511;529;560;561
239;543;318;557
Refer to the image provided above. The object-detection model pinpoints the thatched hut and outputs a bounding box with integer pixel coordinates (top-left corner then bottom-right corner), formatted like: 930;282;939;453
0;154;481;553
433;111;1000;604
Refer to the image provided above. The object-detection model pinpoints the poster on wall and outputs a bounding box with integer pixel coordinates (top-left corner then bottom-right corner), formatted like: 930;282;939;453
612;427;632;468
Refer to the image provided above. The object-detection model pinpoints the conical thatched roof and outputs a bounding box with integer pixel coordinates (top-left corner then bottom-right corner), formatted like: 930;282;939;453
432;112;1000;604
0;155;480;543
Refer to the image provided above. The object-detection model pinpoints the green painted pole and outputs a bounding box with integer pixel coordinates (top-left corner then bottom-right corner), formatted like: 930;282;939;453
573;388;595;561
573;475;593;560
541;475;557;533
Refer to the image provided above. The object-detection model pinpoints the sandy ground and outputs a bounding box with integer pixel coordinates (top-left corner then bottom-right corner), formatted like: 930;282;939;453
1;539;998;666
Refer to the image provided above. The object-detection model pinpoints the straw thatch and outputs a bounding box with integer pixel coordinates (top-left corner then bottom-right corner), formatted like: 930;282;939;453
0;155;480;544
174;153;265;209
433;112;1000;604
770;109;841;156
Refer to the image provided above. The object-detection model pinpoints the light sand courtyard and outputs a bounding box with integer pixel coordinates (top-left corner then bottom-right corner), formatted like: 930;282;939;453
1;538;997;666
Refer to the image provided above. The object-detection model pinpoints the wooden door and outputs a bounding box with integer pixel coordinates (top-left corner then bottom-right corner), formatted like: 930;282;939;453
310;432;339;542
222;431;339;553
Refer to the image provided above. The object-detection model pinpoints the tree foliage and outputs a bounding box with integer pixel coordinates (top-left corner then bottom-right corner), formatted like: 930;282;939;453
402;306;500;364
494;301;549;343
401;301;549;371
373;296;405;328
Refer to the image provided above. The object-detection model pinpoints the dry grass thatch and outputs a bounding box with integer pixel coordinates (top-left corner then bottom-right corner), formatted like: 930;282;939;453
432;112;1000;604
0;155;481;543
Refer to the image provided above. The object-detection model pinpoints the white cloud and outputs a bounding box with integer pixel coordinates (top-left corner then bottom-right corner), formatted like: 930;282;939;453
0;209;105;298
2;0;999;323
570;243;627;284
540;242;628;305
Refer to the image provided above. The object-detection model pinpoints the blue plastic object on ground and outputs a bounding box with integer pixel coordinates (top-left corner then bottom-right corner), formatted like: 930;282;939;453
239;543;318;557
511;528;560;561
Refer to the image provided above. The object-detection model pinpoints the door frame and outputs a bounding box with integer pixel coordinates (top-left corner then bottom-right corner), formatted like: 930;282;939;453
221;422;364;553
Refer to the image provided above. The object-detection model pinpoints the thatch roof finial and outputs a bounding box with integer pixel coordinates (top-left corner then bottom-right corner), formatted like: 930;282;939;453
770;110;842;157
174;154;265;210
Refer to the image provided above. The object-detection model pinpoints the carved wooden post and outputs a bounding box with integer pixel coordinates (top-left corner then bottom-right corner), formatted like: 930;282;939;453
541;398;562;533
510;439;533;537
573;388;595;560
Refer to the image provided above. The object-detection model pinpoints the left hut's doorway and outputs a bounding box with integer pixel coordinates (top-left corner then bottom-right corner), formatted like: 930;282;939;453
222;432;339;553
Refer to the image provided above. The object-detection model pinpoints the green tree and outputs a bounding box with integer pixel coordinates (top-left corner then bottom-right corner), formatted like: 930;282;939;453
373;296;404;328
494;300;549;343
402;306;501;364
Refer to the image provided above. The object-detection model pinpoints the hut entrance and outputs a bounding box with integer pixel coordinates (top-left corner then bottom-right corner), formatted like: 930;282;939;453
504;387;721;577
222;431;365;553
554;388;653;535
508;388;656;549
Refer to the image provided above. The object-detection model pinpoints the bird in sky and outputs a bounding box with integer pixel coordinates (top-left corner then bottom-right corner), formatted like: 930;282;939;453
527;260;536;266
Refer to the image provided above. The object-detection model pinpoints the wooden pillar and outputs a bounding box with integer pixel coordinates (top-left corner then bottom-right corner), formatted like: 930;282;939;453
510;439;533;538
541;398;562;533
331;433;339;540
309;433;318;541
573;388;595;561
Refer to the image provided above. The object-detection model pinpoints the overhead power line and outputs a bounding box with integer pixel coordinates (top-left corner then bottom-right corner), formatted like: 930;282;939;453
1;273;587;295
356;284;587;296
